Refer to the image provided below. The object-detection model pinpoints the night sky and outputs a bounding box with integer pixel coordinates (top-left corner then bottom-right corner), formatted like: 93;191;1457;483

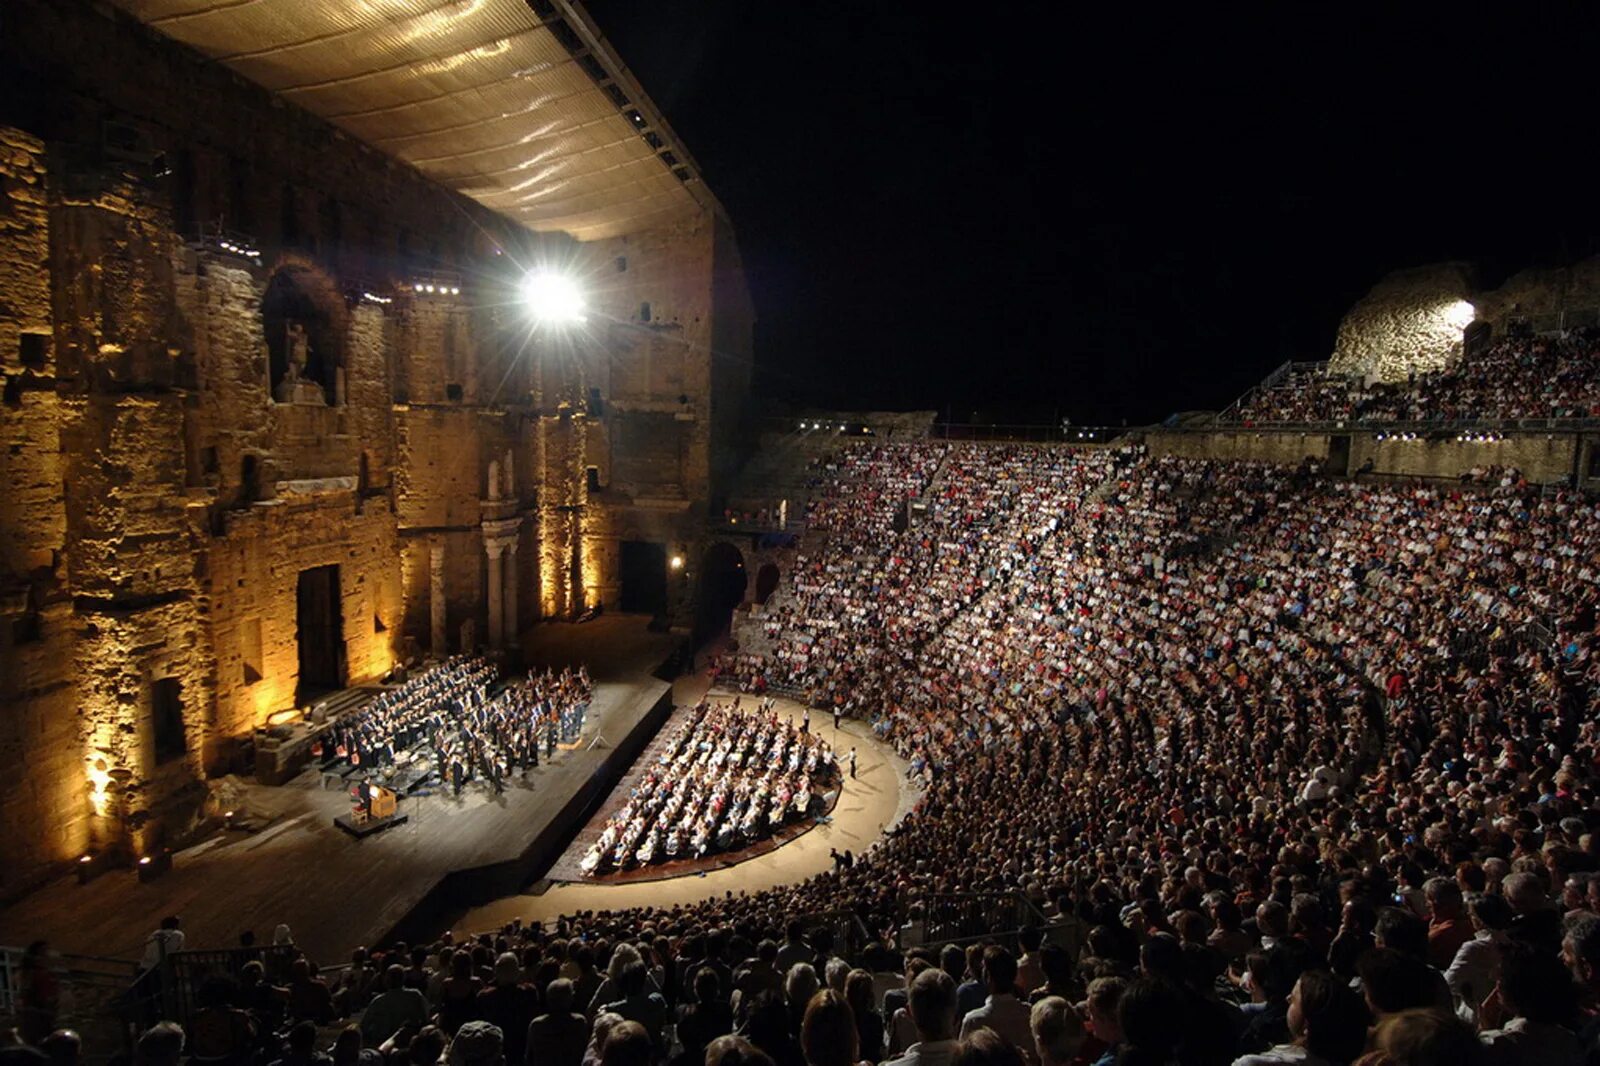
591;4;1599;427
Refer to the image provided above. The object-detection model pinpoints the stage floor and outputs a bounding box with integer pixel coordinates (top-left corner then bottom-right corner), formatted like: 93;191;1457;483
0;616;679;964
453;695;916;934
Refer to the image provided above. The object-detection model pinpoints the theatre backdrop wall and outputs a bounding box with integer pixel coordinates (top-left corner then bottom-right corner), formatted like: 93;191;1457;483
0;0;751;899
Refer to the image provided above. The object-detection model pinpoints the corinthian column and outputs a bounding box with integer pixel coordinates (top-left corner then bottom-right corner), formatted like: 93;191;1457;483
486;539;505;650
504;541;519;648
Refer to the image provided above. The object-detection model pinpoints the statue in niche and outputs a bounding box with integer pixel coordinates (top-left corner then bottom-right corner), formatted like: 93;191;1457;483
275;321;325;405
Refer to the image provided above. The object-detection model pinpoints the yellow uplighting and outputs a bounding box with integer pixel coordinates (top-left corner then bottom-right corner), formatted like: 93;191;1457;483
86;758;111;817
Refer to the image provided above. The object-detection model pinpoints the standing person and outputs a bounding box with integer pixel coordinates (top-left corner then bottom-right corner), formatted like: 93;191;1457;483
848;748;857;780
141;916;185;974
833;706;842;733
801;707;810;735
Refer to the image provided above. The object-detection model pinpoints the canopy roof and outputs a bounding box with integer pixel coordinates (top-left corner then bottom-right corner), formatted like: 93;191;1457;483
109;0;719;241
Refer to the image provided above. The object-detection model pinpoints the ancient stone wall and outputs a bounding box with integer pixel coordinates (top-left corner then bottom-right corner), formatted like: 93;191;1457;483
1329;257;1600;384
0;0;748;898
1329;264;1476;382
1143;428;1583;485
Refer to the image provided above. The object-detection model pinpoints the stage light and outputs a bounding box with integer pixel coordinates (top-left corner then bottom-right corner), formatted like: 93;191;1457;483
520;271;586;323
138;855;152;865
670;555;684;570
1443;299;1476;330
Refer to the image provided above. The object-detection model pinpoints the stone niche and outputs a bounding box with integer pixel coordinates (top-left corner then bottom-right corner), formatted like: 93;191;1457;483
1330;263;1477;383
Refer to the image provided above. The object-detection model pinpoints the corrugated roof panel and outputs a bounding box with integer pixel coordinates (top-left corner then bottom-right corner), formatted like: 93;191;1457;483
106;0;706;240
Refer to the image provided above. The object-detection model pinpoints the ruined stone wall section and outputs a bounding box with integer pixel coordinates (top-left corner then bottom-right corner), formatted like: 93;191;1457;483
395;409;487;529
1330;264;1476;382
208;495;400;745
709;215;756;504
0;0;749;894
1329;257;1600;385
0;130;64;580
1472;257;1600;332
75;595;214;858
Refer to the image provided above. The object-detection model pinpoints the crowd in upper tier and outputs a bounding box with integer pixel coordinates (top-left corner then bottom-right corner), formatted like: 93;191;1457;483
13;439;1600;1066
314;658;592;796
579;699;837;875
1228;331;1600;425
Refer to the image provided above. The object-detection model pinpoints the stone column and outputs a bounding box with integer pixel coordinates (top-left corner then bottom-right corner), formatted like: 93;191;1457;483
429;542;447;654
504;541;519;648
486;539;505;650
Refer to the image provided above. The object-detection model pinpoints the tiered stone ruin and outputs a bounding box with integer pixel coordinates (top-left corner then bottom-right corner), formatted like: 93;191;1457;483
0;0;752;897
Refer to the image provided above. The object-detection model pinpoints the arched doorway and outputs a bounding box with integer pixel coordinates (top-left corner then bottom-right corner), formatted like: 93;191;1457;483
262;267;341;404
754;562;780;605
695;542;747;642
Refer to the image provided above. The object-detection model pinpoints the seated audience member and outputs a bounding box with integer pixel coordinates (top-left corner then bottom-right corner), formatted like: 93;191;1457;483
800;990;858;1066
959;947;1033;1062
951;1028;1026;1066
1476;946;1582;1066
528;979;589;1066
1232;970;1368;1066
1028;997;1086;1066
886;969;961;1066
362;966;429;1047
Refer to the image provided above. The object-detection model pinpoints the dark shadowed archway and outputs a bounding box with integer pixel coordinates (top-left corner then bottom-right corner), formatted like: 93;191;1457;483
695;541;747;642
754;562;780;605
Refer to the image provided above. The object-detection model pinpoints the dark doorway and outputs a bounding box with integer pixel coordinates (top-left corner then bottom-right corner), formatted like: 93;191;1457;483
619;540;668;616
696;542;747;642
1325;434;1352;476
152;677;186;764
296;564;345;698
754;562;780;605
1463;319;1492;358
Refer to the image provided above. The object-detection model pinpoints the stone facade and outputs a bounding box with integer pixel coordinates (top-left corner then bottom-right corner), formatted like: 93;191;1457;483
1331;257;1600;382
0;1;749;898
1329;263;1477;382
1143;428;1589;486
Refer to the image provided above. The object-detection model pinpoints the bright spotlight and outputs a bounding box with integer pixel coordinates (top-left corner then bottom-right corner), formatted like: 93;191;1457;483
521;271;586;323
1443;299;1476;330
669;555;684;571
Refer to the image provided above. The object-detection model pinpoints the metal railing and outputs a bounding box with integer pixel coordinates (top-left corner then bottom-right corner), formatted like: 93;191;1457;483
1207;415;1600;433
931;424;1129;443
916;892;1047;950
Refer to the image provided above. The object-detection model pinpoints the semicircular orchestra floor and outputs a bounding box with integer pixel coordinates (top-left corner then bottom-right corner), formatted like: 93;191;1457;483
454;694;913;932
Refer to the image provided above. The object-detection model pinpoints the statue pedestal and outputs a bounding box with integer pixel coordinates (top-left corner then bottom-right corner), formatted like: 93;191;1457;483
275;379;326;405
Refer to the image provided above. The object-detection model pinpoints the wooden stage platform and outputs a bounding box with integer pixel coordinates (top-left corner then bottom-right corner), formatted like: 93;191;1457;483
0;618;681;964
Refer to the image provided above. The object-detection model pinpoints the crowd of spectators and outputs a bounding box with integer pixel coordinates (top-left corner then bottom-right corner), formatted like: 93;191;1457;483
12;438;1600;1066
580;699;837;874
1228;331;1600;425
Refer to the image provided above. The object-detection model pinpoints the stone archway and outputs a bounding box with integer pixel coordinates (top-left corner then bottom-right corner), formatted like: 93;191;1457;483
695;541;747;642
261;263;346;404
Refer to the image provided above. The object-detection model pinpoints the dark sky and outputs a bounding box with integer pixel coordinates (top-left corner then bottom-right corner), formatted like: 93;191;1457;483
589;3;1600;426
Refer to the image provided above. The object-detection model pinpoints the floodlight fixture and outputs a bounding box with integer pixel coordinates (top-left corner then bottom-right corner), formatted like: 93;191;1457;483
521;271;586;324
